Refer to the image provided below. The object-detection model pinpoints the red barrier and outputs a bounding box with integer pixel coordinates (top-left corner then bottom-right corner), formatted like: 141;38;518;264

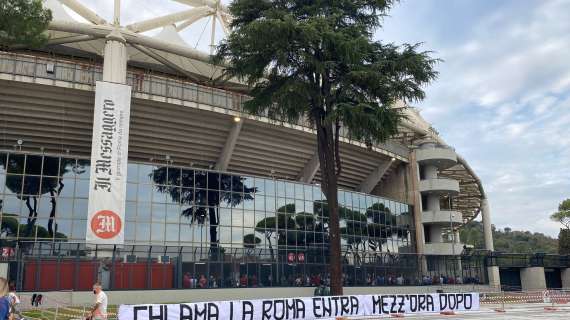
24;260;174;291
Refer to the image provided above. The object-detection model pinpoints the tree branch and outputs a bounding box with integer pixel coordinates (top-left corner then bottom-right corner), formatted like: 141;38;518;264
335;120;342;176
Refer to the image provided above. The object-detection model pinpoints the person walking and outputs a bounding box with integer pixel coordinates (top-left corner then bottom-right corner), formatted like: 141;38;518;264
8;282;23;320
88;283;108;320
0;278;11;320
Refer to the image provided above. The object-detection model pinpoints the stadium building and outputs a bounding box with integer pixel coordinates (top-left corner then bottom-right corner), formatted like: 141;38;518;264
0;0;538;302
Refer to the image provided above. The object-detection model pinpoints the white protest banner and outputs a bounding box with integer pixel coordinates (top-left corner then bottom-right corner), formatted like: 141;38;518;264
86;81;132;245
118;292;480;320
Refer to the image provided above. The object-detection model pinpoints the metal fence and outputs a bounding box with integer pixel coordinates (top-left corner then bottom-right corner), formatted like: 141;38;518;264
6;241;489;292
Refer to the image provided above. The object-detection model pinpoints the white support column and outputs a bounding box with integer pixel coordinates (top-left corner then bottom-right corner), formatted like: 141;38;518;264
210;12;216;55
215;120;243;171
297;152;320;183
58;0;107;25
426;194;440;212
481;197;501;288
356;159;394;194
113;0;121;26
102;30;128;84
481;198;494;251
126;7;213;33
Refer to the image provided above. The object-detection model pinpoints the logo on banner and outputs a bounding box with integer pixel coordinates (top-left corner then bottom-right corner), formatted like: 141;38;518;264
91;210;122;239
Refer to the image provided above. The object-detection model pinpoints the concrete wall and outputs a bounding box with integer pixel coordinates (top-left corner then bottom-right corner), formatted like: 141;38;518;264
520;267;547;291
562;268;570;289
19;285;497;307
373;163;408;203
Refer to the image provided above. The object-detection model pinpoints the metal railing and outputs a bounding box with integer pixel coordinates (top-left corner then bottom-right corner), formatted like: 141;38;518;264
0;51;409;159
8;241;489;292
487;252;570;268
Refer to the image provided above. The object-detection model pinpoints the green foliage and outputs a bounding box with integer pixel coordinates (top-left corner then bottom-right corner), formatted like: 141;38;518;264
559;229;570;255
460;221;558;254
215;0;438;148
243;233;261;248
550;198;570;229
0;0;52;48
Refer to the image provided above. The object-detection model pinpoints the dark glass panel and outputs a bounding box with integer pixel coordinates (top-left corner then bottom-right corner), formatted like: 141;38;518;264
22;176;41;196
231;175;243;193
220;174;232;191
168;167;181;186
25;155;42;175
0;152;7;175
6;154;25;174
41;156;59;177
4;175;22;196
194;171;207;188
181;169;194;188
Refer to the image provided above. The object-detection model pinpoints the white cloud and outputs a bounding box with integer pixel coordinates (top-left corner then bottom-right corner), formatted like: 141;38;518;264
54;1;570;237
380;0;570;237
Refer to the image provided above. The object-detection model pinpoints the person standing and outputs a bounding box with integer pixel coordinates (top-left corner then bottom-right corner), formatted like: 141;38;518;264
89;283;108;320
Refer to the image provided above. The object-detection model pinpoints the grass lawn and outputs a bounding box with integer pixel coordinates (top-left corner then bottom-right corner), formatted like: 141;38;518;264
21;305;119;320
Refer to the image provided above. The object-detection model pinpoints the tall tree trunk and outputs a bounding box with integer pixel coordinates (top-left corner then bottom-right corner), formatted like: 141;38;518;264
316;120;343;295
209;207;219;258
48;189;56;236
266;234;275;261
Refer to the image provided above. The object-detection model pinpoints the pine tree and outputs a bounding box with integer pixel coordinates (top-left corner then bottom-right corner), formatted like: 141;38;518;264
215;0;438;295
0;0;52;48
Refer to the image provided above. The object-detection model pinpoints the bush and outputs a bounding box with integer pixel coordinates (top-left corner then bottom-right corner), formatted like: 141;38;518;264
559;229;570;255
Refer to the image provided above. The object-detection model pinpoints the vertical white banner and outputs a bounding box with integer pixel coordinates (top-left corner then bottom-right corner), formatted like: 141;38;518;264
86;81;132;245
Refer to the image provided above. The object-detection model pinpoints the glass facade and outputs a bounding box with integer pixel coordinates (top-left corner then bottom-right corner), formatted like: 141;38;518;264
0;151;414;252
1;151;489;291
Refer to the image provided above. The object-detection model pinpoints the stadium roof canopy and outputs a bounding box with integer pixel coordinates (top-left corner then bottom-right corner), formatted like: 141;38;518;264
28;0;486;224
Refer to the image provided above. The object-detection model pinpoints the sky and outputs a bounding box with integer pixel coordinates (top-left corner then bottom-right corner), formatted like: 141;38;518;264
63;0;570;237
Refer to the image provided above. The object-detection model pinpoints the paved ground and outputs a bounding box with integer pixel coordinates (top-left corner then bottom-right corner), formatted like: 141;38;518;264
388;303;570;319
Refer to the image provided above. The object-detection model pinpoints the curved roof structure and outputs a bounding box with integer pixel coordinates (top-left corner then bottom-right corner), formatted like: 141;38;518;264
4;0;486;225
